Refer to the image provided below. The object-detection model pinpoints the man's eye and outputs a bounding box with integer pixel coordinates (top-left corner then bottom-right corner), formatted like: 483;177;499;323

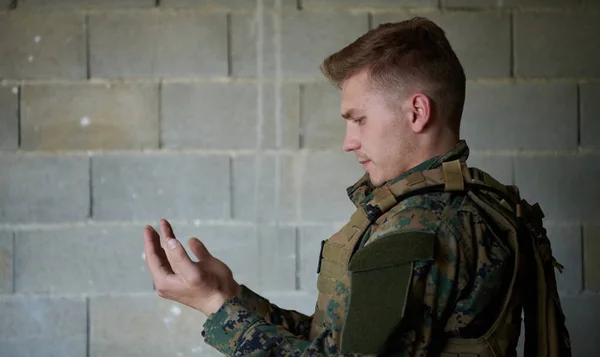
353;117;365;125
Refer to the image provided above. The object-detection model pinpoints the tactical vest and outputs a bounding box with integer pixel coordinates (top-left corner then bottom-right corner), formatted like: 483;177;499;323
309;160;572;357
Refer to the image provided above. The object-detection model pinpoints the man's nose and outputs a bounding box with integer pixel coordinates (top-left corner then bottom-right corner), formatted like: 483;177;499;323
342;130;360;152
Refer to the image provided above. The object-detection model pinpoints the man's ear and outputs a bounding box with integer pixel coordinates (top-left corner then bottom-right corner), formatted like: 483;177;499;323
410;93;431;133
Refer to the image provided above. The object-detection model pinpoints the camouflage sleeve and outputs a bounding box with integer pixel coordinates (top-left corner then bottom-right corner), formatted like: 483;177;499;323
202;297;376;357
236;284;313;338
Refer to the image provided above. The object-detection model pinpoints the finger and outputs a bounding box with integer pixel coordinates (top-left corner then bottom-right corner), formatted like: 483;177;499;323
159;219;182;273
161;219;176;242
188;238;212;261
166;237;204;285
144;226;174;282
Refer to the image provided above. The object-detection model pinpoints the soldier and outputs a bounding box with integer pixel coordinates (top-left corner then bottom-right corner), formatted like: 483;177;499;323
144;17;571;357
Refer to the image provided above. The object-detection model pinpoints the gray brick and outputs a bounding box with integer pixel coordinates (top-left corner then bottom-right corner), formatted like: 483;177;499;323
445;0;577;7
466;155;513;185
90;294;221;357
299;223;344;291
516;324;525;357
0;12;86;80
583;225;600;292
0;296;86;357
0;85;18;150
263;290;317;316
230;12;274;78
0;231;12;293
92;155;230;221
14;226;153;293
581;84;600;150
161;0;296;9
301;152;364;221
232;155;297;222
19;0;154;7
373;12;511;78
0;155;89;223
89;11;227;78
544;224;583;294
300;83;345;149
149;223;260;289
304;0;437;8
514;156;600;222
161;83;299;149
515;12;600;77
21;83;159;150
560;295;600;357
257;225;296;291
461;83;578;150
231;11;368;78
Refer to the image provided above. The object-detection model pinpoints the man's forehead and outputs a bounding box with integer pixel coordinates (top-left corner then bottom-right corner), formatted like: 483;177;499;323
340;89;369;118
342;71;375;98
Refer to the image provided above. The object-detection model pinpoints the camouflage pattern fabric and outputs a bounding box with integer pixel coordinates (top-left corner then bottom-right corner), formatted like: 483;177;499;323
201;140;514;356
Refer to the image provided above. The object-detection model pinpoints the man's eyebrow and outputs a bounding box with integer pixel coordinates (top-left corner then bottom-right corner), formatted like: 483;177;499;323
341;108;357;119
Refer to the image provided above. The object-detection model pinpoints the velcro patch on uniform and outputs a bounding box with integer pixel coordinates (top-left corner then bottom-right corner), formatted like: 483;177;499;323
347;231;435;272
340;231;435;354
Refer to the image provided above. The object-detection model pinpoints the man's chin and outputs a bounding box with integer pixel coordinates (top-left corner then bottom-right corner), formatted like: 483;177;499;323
369;173;383;187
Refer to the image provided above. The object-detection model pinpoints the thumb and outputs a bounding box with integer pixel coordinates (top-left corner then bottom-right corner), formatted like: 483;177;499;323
188;238;212;261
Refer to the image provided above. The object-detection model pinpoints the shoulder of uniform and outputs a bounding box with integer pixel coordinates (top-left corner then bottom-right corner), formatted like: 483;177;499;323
389;190;460;218
362;194;469;260
374;201;445;238
372;187;470;234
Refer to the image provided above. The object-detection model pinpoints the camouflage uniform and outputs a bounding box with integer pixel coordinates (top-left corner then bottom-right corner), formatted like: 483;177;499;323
201;140;513;356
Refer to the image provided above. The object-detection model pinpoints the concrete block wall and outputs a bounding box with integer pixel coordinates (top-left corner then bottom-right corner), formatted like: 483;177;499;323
0;0;598;356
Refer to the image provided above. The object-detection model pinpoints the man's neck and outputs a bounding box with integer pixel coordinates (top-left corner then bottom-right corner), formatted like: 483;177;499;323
406;132;460;172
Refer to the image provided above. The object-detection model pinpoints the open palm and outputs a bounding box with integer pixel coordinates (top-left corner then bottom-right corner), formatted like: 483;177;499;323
143;219;241;315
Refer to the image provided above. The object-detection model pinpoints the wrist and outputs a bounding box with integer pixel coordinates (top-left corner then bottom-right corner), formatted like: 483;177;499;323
202;293;227;316
199;282;241;316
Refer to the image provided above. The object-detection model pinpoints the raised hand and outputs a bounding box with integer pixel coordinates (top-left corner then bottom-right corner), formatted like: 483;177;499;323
143;219;241;316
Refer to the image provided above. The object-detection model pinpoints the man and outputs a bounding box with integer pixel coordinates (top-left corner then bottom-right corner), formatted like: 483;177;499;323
143;17;570;356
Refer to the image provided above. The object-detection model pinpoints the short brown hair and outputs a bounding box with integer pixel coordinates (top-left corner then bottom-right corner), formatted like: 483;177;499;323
321;17;466;130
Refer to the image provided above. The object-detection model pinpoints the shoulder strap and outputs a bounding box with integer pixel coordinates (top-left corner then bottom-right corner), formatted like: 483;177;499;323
387;160;519;211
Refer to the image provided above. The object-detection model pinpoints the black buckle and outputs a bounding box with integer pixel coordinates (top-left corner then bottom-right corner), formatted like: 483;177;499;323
316;240;325;274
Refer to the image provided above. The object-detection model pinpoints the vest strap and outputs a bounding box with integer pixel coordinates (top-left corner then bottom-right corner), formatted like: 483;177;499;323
322;242;349;262
443;160;465;191
316;275;336;294
388;160;472;199
371;185;398;212
319;259;345;280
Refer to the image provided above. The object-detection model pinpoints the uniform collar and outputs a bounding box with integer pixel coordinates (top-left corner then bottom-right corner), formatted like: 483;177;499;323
346;140;470;207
